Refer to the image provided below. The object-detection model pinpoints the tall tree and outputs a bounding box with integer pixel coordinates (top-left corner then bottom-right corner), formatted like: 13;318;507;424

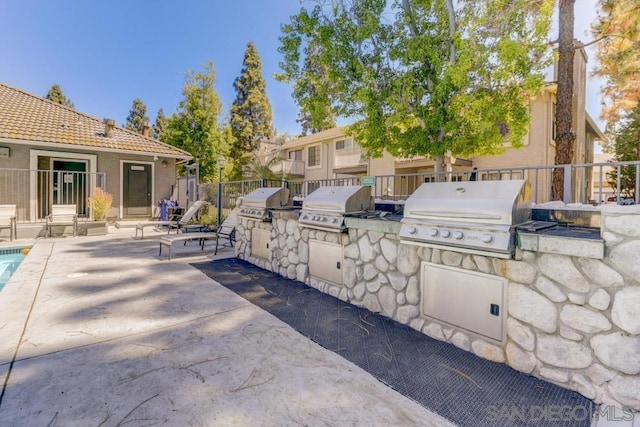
125;98;150;134
164;61;226;182
593;0;640;138
551;0;577;201
278;0;553;173
153;108;168;141
229;42;274;177
45;84;74;109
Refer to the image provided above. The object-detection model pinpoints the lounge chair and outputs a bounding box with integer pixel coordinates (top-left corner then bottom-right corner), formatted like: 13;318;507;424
0;204;17;241
135;200;207;239
46;204;78;237
158;207;238;260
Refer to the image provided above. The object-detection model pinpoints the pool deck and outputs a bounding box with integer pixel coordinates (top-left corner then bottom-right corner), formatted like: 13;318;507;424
0;227;454;426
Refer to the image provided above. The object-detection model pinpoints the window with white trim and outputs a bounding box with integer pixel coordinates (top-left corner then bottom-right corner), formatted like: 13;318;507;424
307;145;321;167
335;138;354;150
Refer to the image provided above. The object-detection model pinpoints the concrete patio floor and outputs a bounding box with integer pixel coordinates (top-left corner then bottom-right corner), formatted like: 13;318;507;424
0;227;453;426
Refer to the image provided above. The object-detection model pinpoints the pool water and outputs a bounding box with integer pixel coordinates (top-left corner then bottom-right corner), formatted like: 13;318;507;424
0;248;27;290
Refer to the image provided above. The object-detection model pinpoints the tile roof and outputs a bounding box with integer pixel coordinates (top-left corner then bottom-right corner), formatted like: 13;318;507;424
0;83;192;159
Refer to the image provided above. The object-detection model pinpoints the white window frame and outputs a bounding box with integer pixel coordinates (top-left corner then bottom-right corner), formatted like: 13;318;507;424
307;144;321;169
335;138;354;150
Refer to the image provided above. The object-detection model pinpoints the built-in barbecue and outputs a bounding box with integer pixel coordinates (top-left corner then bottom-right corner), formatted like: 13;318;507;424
399;180;531;259
299;185;374;232
238;187;291;221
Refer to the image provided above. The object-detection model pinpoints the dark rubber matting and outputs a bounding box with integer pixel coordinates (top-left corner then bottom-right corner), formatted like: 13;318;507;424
192;258;594;427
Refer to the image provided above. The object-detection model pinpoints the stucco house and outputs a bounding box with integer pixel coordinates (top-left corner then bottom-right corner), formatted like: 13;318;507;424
0;83;191;226
257;45;604;203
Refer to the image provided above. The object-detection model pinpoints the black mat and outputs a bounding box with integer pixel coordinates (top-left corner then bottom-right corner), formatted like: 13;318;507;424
192;258;594;427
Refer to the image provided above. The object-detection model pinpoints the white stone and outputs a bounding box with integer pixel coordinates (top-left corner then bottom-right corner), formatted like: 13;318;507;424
343;243;359;259
442;327;454;340
492;259;505;277
423;323;445;341
353;282;366;300
368;230;384;244
363;264;378;281
293;225;301;241
315;231;326;241
326;232;340;244
396;292;406;305
287;251;299;265
538;254;590;293
590;333;640;375
560;305;612;334
559;324;583;341
405;277;420;305
358;235;376;262
396;305;419;324
539;367;569;383
534;276;567;303
342;259;357;288
611;287;640;334
609;376;640;408
605;214;640;237
366;277;384;293
568;293;587;305
504;260;537;284
589;289;611;311
441;251;463;267
409;317;425;332
508;283;558;333
375;255;389;273
300;228;309;242
450;332;470;351
286;235;297;250
609;241;640;279
471;340;506;363
578;258;624;287
536;334;592;369
473;255;492;274
601;231;622;246
378;286;397;317
431;248;441;264
285;219;296;235
388;271;407;291
506;318;535;352
298;240;309;263
286;264;297;280
362;294;381;313
338;286;348;302
328;285;340;298
506;343;536;373
417;246;431;262
295;264;308;283
379;238;397;264
462;255;476;271
281;257;290;268
397;244;419;275
571;374;596;400
586;364;616;386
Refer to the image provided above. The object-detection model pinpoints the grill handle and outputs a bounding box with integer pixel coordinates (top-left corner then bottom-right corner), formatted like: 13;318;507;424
304;203;344;211
407;210;503;220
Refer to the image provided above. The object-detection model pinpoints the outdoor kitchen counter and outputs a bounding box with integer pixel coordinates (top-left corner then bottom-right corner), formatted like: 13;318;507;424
517;226;605;259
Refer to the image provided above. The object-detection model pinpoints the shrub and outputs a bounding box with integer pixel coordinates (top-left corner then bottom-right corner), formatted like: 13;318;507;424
87;187;113;221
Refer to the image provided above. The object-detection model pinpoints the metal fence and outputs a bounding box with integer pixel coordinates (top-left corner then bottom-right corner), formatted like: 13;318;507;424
0;168;106;223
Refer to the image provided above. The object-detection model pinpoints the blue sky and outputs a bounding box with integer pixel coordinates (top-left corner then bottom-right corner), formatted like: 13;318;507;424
1;0;604;138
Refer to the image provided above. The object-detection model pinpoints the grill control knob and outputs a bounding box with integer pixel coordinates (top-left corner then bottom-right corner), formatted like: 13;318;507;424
322;217;327;222
481;234;493;243
332;218;338;223
302;215;308;220
407;226;417;235
428;228;438;237
441;230;451;238
453;231;464;240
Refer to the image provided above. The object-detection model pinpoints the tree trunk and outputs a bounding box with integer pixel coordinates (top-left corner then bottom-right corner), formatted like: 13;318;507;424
551;0;576;201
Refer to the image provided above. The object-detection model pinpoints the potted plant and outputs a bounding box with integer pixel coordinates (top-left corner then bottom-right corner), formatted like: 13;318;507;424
86;187;113;235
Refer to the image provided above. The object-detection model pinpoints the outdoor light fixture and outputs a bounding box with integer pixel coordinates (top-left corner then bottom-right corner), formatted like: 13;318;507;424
217;155;226;229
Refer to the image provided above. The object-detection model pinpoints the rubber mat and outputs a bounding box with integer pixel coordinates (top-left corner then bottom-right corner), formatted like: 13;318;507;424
192;258;594;427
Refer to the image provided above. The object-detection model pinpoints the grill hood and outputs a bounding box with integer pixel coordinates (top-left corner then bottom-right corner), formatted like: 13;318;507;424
239;187;291;220
302;185;373;213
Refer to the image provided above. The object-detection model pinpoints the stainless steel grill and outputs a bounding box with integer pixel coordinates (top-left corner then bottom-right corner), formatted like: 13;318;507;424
399;180;531;258
238;187;291;221
299;185;374;232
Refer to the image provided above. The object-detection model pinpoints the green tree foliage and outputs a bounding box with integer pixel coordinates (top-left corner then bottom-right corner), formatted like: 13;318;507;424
45;84;74;109
164;61;226;182
607;105;640;198
230;42;274;176
153;108;167;141
125;98;150;133
278;0;553;168
593;0;640;134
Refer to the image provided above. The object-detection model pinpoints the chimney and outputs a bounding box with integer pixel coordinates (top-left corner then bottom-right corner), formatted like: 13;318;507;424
141;120;150;137
104;118;115;138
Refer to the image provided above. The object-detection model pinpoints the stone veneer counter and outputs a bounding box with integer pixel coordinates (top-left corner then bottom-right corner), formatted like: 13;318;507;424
236;206;640;411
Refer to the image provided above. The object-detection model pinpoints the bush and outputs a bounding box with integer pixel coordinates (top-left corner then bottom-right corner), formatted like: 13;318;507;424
87;187;113;220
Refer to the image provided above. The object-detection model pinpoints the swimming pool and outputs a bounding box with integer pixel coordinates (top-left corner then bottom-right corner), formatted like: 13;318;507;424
0;248;28;290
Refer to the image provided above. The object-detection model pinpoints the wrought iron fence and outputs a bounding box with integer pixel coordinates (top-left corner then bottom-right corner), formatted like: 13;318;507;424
0;168;106;223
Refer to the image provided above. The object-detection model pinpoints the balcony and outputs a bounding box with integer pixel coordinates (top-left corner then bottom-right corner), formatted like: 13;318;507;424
334;147;367;171
269;159;305;177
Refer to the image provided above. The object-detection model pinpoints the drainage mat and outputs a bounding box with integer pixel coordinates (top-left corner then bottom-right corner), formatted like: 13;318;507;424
192;258;593;427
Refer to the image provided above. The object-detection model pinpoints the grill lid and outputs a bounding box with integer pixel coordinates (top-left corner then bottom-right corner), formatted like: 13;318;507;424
241;187;290;209
403;180;531;226
302;185;373;214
